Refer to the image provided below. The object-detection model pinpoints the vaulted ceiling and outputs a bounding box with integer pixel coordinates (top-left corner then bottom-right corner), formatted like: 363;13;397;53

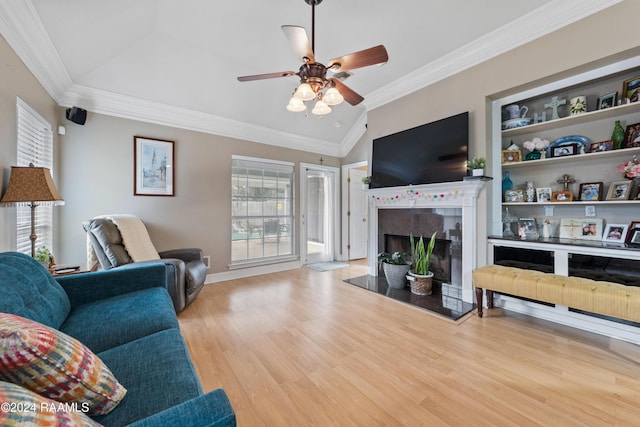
0;1;619;156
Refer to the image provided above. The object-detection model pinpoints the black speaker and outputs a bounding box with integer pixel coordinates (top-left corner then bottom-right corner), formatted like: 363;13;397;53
65;107;87;125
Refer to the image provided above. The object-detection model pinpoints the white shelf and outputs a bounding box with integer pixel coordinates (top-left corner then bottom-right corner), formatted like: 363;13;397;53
503;200;640;207
502;146;640;169
501;102;640;137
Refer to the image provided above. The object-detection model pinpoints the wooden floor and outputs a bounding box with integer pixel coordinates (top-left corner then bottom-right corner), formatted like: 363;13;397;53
178;260;640;426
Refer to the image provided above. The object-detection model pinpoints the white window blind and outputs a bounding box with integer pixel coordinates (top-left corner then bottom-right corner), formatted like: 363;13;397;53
231;156;294;265
16;98;54;255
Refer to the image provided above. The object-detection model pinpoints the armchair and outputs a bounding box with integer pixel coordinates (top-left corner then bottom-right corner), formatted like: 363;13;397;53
83;215;206;313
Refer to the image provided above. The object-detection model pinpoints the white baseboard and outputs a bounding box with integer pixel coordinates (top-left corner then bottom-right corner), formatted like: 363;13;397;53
204;260;302;284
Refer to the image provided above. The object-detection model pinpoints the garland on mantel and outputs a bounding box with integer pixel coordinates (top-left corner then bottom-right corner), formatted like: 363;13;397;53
372;187;462;203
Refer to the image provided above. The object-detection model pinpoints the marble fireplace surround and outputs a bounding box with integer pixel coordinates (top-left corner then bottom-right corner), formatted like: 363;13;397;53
367;180;487;303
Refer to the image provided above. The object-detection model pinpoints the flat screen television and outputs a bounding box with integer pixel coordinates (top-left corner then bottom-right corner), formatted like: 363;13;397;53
370;112;469;188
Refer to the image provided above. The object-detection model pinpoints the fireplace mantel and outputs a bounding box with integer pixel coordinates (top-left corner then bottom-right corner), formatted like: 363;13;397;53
367;179;487;303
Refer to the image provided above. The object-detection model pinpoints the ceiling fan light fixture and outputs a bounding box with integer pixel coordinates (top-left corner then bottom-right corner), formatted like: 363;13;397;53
286;96;307;112
323;87;344;106
312;99;331;115
294;82;316;101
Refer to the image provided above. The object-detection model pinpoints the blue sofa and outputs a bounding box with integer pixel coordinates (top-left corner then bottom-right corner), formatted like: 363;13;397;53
0;252;236;427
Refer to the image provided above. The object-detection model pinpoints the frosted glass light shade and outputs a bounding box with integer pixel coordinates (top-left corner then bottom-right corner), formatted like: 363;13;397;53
286;96;307;112
323;87;344;106
312;100;331;115
294;83;316;101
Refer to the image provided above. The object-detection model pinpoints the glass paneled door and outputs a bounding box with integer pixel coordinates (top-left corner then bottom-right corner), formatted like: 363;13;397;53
302;165;339;265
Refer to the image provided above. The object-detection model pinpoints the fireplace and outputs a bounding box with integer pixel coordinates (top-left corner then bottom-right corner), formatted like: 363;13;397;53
367;180;487;303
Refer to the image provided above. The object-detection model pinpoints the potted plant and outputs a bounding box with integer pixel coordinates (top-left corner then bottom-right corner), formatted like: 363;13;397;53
407;231;437;295
467;157;486;176
34;246;53;269
361;176;372;189
377;251;411;289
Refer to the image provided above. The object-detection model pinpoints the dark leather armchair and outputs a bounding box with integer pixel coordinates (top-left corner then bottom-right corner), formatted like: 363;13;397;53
83;218;206;313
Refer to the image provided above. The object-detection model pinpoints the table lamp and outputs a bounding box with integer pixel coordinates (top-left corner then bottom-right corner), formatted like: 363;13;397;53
0;163;64;257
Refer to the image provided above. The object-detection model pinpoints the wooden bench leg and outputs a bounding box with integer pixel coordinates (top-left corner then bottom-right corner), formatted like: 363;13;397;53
487;290;494;308
475;287;483;318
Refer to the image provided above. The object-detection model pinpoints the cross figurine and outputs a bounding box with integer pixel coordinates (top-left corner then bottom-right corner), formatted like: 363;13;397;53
544;96;566;120
561;219;583;238
557;174;575;191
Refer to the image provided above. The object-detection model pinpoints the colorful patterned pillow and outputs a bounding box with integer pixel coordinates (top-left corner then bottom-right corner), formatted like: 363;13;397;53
0;381;101;426
0;313;126;416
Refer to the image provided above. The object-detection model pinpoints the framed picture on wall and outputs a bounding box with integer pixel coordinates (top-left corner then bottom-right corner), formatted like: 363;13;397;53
578;182;603;201
597;92;618;109
605;180;631;200
622;75;640;102
602;224;629;244
134;136;175;196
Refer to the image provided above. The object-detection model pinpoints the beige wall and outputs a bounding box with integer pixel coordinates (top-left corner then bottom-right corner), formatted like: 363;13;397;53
0;35;60;252
57;112;339;271
346;1;640;264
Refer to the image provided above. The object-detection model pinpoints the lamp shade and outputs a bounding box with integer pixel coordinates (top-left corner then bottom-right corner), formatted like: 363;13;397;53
286;96;307;112
312;100;331;116
0;165;64;206
323;87;344;106
294;83;316;101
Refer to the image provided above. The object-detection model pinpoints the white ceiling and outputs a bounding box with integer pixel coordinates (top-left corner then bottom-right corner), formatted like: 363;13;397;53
0;0;621;156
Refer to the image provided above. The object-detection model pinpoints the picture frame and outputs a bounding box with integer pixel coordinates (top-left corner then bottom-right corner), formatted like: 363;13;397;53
605;180;631;201
501;149;522;164
504;189;524;203
535;187;552;203
517;218;538;239
578;182;603;201
559;218;603;241
550;143;578;158
623;122;640;148
622;75;640;103
626;221;640;245
551;190;574;202
134;136;175;196
588;140;613;153
602;224;629;244
629;229;640;247
597;92;618;110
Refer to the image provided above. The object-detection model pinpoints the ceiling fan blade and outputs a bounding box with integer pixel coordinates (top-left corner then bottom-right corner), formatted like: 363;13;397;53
328;45;388;73
282;25;315;63
237;71;297;82
329;78;364;106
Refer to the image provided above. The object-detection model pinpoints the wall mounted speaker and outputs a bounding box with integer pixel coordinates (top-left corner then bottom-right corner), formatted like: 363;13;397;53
65;107;87;125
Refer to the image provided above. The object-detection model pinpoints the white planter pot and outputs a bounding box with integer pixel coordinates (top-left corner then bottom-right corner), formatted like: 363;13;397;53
472;168;484;176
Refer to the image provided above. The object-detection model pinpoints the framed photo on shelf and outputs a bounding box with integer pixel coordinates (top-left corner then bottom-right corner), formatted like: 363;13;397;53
536;187;552;202
504;189;524;203
602;224;629;244
134;136;175;196
597;92;618;110
578;182;603;201
517;218;538;239
551;191;574;202
501;149;522;164
550;143;578;158
623;122;640;148
588;140;613;153
559;218;603;240
605;180;632;200
622;75;640;103
626;221;640;247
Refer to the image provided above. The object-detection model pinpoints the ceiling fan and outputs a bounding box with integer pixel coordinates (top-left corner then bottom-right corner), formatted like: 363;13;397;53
237;0;388;115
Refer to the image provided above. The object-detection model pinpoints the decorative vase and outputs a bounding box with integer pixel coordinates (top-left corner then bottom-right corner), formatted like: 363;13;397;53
382;263;411;289
526;181;535;202
502;171;513;201
612;120;625;150
407;271;434;296
525;149;542;161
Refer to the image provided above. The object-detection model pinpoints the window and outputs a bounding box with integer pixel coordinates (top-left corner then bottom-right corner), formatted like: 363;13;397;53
16;98;54;255
231;156;294;265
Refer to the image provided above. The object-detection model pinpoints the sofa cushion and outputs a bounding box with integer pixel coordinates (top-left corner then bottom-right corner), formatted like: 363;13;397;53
60;287;179;353
0;313;126;416
93;329;203;427
84;218;132;269
0;252;70;329
0;381;101;426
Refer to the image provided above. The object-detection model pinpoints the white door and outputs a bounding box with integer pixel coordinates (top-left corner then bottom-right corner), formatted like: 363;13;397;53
301;164;339;264
348;168;368;259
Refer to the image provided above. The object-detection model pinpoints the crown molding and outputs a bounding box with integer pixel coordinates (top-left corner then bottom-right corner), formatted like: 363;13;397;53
0;0;621;157
364;0;623;110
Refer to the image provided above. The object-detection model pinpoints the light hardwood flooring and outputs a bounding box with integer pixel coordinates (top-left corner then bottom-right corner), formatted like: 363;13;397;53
178;260;640;426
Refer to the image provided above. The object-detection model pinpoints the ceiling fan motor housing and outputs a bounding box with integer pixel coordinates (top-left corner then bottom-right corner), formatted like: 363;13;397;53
298;62;328;91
